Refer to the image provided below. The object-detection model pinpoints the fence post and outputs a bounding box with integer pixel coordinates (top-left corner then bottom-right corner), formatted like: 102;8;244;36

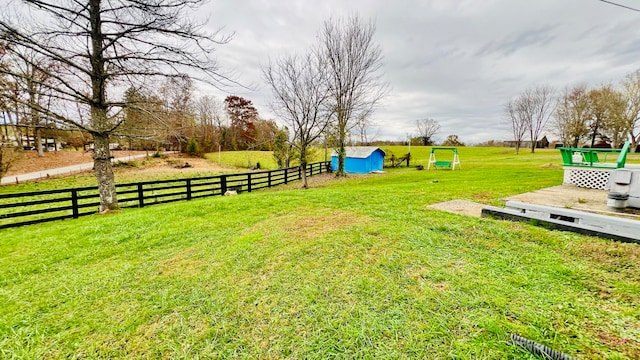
284;168;288;184
247;173;252;192
137;183;144;207
220;175;227;195
298;166;301;180
268;170;272;188
71;189;79;218
186;179;192;200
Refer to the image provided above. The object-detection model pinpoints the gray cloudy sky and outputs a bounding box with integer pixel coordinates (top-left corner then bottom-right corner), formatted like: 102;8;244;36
199;0;640;144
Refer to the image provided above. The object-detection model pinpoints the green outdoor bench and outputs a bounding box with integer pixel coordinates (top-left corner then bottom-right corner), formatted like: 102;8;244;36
558;141;630;169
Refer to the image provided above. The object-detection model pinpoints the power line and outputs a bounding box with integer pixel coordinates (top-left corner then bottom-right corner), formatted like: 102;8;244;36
599;0;640;12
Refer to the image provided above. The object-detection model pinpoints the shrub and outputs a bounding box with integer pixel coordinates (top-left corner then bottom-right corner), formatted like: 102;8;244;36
186;138;200;156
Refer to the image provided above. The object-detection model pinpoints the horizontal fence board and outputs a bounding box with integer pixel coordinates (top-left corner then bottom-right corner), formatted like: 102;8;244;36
0;205;74;219
0;196;70;209
0;186;95;199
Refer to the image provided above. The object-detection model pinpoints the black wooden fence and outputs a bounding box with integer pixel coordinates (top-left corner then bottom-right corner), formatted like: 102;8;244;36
0;161;330;229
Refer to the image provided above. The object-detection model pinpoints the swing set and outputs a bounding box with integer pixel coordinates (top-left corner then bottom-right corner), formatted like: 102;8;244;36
427;147;461;170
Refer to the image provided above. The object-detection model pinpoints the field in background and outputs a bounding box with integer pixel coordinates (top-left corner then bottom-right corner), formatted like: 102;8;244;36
204;149;328;170
1;147;639;358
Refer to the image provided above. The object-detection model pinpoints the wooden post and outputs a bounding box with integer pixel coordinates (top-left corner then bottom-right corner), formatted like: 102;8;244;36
71;189;79;218
284;169;288;184
220;175;227;195
137;183;144;207
268;170;272;188
186;179;192;200
247;173;252;192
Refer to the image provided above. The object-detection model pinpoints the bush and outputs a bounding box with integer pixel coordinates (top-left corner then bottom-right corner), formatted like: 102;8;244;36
186;138;200;156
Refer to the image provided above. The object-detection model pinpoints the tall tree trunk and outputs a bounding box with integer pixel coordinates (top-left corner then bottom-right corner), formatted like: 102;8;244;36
35;127;44;156
336;109;347;177
89;0;117;211
93;132;118;211
300;146;308;189
336;142;346;177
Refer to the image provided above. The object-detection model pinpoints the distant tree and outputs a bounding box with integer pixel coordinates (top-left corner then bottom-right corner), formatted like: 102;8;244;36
159;76;196;152
622;70;640;151
0;0;230;211
64;130;93;151
415;118;440;146
263;52;330;188
194;95;225;152
121;86;166;152
441;134;465;146
317;15;388;176
272;126;295;169
587;85;627;147
0;48;58;156
553;85;590;147
354;114;378;145
504;99;527;154
224;95;258;150
505;86;555;153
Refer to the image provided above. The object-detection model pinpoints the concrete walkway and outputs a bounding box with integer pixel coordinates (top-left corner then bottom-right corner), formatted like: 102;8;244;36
1;154;149;185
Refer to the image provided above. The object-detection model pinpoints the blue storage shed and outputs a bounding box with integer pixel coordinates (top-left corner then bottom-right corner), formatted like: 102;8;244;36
331;146;386;174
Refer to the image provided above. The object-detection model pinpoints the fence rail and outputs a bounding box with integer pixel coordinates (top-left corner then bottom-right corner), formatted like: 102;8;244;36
0;161;330;230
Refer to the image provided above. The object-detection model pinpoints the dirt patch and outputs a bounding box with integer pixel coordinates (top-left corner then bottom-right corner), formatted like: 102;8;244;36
427;200;486;217
6;150;148;175
114;154;225;177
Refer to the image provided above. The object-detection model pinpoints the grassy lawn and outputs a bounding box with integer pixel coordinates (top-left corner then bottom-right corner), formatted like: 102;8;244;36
1;147;639;358
204;150;327;170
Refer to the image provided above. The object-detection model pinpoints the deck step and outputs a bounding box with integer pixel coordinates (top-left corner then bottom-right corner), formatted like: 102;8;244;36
481;201;640;244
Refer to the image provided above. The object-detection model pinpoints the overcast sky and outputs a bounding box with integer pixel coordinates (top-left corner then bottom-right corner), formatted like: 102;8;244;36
198;0;640;144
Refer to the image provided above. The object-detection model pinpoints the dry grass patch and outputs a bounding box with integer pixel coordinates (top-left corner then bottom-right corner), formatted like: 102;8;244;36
246;208;371;242
156;247;209;277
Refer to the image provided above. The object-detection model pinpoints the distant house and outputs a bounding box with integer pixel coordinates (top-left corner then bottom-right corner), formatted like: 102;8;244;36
331;146;386;174
504;136;550;149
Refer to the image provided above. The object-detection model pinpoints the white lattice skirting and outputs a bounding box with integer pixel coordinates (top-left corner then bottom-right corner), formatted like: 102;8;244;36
563;167;614;190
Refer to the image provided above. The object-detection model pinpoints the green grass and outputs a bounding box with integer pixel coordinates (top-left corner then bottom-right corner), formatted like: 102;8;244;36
1;147;639;358
204;150;327;170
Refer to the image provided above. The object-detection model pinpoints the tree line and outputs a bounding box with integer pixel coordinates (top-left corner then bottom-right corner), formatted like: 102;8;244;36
506;71;640;154
1;1;388;208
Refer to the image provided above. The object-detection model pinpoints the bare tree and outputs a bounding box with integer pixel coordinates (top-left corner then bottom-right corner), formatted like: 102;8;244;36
415;118;440;146
504;99;527;154
195;95;224;152
0;0;230;211
622;70;640;151
264;53;330;188
317;15;388;176
525;86;555;153
506;86;555;153
354;114;377;145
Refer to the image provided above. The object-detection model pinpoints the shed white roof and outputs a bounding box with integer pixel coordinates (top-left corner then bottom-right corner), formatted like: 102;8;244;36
331;146;385;159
